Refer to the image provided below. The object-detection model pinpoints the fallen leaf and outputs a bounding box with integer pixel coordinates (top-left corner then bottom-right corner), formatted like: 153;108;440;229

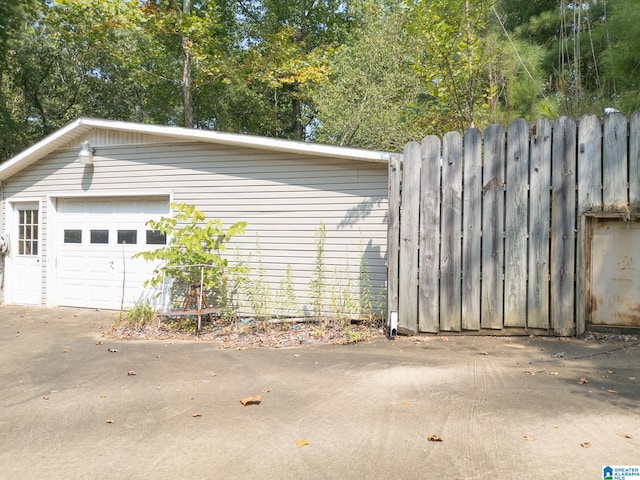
127;371;136;376
296;439;310;446
480;352;489;356
210;372;217;377
105;419;115;424
607;389;618;394
616;432;633;439
107;348;118;353
580;442;591;448
524;435;535;441
427;434;443;442
240;395;262;406
578;377;589;384
549;372;559;376
402;401;412;407
62;349;69;353
192;413;202;417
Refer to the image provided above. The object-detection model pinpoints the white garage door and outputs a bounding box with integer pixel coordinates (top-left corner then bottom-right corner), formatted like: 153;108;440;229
56;197;170;310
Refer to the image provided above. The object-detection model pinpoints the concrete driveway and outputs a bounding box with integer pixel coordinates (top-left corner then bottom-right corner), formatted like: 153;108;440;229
0;305;638;479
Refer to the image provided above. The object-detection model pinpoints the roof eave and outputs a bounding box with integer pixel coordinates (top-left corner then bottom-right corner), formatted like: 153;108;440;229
0;118;393;182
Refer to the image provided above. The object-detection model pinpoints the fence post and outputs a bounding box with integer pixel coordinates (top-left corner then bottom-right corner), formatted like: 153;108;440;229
387;154;401;324
462;128;482;331
551;117;577;336
419;136;441;333
398;142;421;334
527;119;552;329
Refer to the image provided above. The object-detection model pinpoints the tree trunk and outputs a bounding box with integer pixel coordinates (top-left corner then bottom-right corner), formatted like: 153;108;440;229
182;0;194;128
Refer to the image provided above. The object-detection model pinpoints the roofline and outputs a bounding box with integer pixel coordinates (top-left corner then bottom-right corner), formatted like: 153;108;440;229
0;118;393;181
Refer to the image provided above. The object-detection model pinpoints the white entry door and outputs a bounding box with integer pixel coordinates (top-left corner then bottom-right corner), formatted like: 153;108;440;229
12;203;42;305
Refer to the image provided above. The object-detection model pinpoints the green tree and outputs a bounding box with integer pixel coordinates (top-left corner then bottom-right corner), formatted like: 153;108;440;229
135;203;247;307
311;1;429;150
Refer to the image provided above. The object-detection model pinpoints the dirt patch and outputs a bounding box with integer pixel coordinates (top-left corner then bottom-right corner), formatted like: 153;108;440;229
105;317;385;349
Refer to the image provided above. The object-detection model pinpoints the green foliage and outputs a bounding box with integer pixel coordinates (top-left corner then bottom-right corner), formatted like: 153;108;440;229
125;301;157;329
135;203;247;307
277;264;299;319
247;238;272;321
311;0;429;150
330;264;358;325
310;220;327;320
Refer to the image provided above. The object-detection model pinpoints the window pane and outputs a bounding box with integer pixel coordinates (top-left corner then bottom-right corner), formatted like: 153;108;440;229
90;230;109;244
146;230;166;245
118;230;137;245
64;230;82;244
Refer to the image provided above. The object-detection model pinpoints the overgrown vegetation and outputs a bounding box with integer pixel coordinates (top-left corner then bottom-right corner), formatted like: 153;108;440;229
125;213;382;344
123;301;157;329
134;202;247;310
310;220;327;321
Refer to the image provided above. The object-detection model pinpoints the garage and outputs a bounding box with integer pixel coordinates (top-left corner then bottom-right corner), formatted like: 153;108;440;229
55;197;170;310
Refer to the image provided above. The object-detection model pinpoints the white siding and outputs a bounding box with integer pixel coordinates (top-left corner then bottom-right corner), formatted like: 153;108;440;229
3;140;388;318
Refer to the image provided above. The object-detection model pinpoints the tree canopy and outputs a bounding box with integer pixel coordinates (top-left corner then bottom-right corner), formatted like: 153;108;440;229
0;0;638;159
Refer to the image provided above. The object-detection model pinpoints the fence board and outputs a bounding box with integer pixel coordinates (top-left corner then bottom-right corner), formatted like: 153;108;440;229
481;125;505;329
576;115;603;335
630;111;640;210
398;142;421;334
387;154;401;321
550;117;577;335
504;119;529;327
527;119;552;329
418;136;442;333
440;132;463;332
462;129;482;330
603;113;628;208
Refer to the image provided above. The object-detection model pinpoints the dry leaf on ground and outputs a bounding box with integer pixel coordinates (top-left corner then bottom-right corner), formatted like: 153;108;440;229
105;419;115;424
192;413;202;417
616;432;633;439
480;352;489;356
578;377;589;384
240;395;262;406
427;434;443;442
127;371;136;376
296;439;310;446
607;389;618;394
580;442;592;448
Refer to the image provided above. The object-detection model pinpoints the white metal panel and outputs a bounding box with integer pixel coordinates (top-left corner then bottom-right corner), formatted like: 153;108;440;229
589;219;640;327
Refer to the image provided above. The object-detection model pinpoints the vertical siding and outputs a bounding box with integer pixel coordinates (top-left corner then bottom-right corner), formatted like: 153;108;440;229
3;141;389;318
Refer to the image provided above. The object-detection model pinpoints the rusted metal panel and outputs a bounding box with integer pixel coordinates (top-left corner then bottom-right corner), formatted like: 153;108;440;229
589;218;640;327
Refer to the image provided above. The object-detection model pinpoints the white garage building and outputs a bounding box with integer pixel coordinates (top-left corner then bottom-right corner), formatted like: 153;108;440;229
0;118;391;316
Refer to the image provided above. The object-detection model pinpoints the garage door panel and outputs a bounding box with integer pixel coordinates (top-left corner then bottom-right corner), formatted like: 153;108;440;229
56;197;169;309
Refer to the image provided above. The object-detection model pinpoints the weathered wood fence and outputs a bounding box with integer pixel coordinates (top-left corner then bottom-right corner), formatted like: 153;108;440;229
387;111;640;336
